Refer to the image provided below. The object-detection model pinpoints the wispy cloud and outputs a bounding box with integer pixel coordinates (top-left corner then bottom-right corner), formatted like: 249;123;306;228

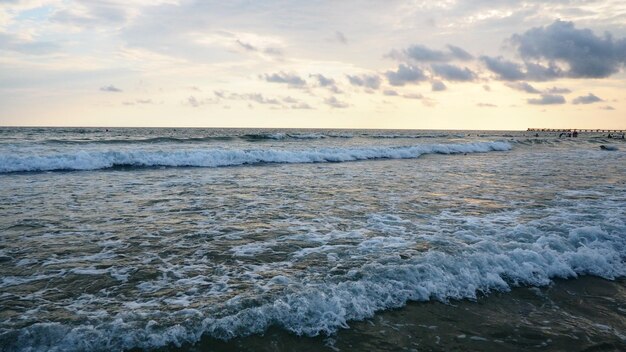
527;94;566;105
572;93;603;104
391;44;474;62
431;64;476;81
100;85;122;93
386;64;427;86
431;80;446;91
324;96;349;108
123;99;153;105
262;72;307;88
505;82;541;94
334;31;347;44
310;74;341;93
347;74;382;89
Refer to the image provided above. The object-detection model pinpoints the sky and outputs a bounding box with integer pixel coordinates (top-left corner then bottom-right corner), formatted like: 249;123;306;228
1;0;625;130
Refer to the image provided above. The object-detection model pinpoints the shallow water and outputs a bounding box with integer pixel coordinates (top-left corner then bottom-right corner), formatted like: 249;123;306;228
170;277;625;352
0;128;624;351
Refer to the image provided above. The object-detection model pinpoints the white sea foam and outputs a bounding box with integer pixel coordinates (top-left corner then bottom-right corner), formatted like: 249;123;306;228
2;220;624;352
0;141;511;173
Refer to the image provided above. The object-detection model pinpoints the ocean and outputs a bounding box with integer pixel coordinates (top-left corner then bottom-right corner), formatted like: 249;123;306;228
0;127;624;351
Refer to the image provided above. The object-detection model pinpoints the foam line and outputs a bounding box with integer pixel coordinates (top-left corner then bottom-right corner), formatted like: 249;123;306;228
0;141;511;173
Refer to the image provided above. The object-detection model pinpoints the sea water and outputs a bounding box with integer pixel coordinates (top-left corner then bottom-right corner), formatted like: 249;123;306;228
0;128;624;351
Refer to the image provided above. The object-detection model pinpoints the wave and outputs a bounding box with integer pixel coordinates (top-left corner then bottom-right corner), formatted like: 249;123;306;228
42;136;237;145
368;133;458;139
511;138;559;145
2;222;624;352
36;133;355;144
241;132;353;140
0;141;512;173
241;133;288;140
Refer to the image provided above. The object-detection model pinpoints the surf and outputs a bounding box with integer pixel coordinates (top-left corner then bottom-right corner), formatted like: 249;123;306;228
0;141;512;173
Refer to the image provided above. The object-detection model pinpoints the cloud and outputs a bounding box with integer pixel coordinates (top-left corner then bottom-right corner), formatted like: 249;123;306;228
600;105;615;110
100;85;122;92
229;92;288;105
544;86;571;94
280;96;313;109
383;90;399;96
262;47;283;56
324;96;349;108
399;44;473;62
446;45;473;61
404;45;447;62
262;72;307;88
477;103;497;107
242;93;281;105
385;64;427;86
402;93;423;100
572;93;603;104
334;31;347;44
290;102;313;109
185;95;220;107
282;96;298;104
431;80;446;91
431;63;476;81
310;74;341;93
346;74;382;89
235;39;282;56
480;20;626;81
506;82;573;95
480;55;567;82
235;40;257;51
207;90;316;109
186;96;201;107
122;99;154;106
527;94;566;105
523;62;562;81
312;74;334;87
511;20;626;79
480;56;526;81
505;82;540;94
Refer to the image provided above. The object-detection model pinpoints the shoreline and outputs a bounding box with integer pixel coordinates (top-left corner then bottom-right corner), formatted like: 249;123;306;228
147;276;626;352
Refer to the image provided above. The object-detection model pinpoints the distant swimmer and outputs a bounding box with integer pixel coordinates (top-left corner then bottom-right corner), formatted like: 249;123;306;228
607;133;613;138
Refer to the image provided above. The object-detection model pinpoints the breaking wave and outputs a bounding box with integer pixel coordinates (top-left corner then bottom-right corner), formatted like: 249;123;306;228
2;222;624;352
0;141;512;173
42;136;236;144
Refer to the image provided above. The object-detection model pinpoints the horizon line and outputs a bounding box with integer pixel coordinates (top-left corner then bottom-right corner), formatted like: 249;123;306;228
0;125;535;131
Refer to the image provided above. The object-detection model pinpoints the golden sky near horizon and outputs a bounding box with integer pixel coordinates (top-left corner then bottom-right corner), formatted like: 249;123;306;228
0;0;625;129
